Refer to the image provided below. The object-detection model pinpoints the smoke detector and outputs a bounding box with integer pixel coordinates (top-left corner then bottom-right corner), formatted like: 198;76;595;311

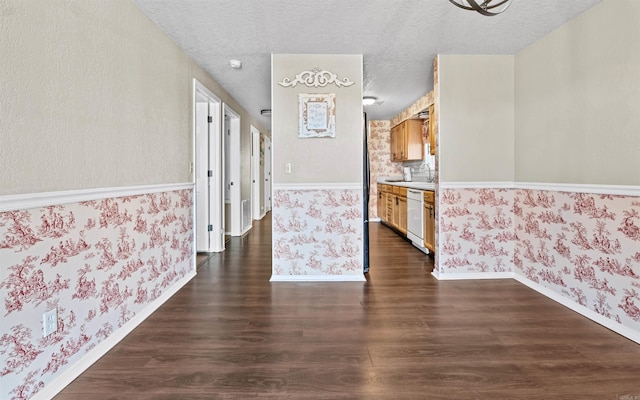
229;59;242;69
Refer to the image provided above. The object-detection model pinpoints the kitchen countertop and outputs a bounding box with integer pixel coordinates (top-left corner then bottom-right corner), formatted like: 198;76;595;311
376;177;435;191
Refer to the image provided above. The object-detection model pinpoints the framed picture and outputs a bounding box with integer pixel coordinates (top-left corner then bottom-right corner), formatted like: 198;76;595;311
298;93;336;138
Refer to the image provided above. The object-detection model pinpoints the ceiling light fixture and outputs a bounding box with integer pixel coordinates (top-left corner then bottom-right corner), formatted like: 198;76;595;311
449;0;513;16
363;96;377;106
229;59;242;69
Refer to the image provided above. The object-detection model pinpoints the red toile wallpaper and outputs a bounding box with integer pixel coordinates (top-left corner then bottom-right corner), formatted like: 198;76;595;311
438;186;640;337
0;189;194;399
368;120;403;219
272;188;363;277
438;188;515;274
515;189;640;331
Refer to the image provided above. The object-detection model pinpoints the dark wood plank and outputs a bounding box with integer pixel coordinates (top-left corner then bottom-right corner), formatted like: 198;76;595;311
56;214;640;399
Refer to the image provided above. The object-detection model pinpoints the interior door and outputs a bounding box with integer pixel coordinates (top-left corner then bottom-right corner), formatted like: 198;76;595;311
251;126;262;219
223;104;241;236
193;80;224;252
195;99;210;251
264;136;272;212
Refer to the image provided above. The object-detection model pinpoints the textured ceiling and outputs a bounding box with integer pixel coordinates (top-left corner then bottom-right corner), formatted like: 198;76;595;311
132;0;602;129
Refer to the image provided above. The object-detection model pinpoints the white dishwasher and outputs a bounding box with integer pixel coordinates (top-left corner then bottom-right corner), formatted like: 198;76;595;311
407;189;428;254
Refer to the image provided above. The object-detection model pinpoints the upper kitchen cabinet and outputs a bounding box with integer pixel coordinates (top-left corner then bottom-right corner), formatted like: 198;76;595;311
390;119;424;161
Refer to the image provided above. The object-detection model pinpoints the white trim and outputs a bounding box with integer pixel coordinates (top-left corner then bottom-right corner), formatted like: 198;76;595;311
514;275;640;345
193;79;223;253
31;271;197;400
432;271;514;280
0;183;193;212
438;181;640;196
516;181;640;196
439;181;514;189
370;217;381;222
193;78;222;184
224;103;242;236
273;183;362;191
270;274;366;282
251;125;262;220
240;224;252;236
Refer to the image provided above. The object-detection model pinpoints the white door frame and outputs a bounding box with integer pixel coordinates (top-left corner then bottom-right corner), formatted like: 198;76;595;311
264;136;272;213
250;125;262;220
193;79;224;252
223;103;242;236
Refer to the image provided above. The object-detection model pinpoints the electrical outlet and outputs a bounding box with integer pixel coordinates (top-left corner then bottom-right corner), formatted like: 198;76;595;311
43;308;58;337
189;161;194;174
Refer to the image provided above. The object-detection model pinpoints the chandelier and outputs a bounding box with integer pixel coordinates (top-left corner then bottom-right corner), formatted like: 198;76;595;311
449;0;513;16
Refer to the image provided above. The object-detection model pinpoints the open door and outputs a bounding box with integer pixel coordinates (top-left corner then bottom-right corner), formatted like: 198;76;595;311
251;125;263;220
194;80;224;252
223;104;242;236
264;136;272;213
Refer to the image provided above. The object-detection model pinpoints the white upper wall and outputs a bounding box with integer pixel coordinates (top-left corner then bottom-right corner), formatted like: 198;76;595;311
438;55;515;183
271;54;363;184
515;0;640;185
0;0;265;196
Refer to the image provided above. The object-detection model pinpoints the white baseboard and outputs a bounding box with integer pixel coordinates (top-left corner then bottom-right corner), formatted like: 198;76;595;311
240;225;252;236
514;275;640;345
270;274;366;282
31;271;197;400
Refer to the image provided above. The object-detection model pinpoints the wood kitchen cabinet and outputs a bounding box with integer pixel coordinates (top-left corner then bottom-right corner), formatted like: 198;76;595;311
423;190;435;252
428;104;435;156
377;183;407;236
389;124;403;161
386;191;394;224
377;184;390;221
390;119;424;162
398;195;407;234
391;186;408;234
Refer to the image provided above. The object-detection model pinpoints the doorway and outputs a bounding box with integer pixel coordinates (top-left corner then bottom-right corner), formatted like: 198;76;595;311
193;80;224;252
223;104;242;236
263;136;272;213
251;125;263;220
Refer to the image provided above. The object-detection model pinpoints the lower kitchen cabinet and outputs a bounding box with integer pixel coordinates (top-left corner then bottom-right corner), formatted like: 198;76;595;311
377;183;407;234
377;184;389;220
378;183;435;254
424;191;435;251
398;194;407;234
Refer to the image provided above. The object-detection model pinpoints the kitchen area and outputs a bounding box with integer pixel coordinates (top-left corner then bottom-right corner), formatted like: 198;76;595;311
370;92;437;256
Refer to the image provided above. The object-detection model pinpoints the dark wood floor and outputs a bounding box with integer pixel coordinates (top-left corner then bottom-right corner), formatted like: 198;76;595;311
57;214;640;399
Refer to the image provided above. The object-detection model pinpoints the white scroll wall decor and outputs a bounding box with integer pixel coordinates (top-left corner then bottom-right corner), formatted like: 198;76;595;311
279;67;354;88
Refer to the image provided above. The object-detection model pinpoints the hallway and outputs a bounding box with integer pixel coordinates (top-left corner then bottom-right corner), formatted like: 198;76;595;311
56;214;640;399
